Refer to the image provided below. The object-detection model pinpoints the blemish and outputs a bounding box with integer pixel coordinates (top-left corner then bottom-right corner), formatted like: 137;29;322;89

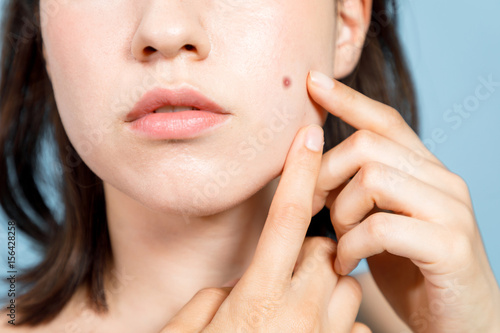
283;76;292;89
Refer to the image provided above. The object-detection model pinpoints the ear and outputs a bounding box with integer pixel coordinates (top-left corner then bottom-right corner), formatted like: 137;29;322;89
333;0;373;79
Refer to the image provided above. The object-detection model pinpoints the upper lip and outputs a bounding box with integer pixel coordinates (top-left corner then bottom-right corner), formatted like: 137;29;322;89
125;86;229;122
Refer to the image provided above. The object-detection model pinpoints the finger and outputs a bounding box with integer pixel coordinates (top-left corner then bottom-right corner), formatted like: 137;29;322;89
244;125;324;286
327;276;363;333
351;322;372;333
291;237;338;299
330;162;466;238
307;70;441;165
334;213;445;275
161;287;231;333
311;130;468;215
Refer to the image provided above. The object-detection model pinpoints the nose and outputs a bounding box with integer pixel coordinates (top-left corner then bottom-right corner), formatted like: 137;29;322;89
131;1;211;62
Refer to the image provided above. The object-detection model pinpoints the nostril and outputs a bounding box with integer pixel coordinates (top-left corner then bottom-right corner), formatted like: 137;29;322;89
144;46;156;55
184;44;195;51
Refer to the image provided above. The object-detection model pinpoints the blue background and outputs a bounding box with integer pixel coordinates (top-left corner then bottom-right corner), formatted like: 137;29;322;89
1;0;499;291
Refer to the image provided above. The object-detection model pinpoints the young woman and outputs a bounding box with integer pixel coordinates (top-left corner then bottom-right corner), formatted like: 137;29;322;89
1;0;499;332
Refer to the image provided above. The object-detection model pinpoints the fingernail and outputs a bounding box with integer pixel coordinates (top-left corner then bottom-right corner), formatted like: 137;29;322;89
305;125;324;152
309;70;334;90
334;258;343;275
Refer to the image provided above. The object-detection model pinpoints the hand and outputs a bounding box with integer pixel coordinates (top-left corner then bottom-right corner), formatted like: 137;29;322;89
160;125;371;333
307;70;500;332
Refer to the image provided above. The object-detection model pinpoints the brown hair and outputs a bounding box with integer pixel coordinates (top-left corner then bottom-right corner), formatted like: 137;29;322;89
0;0;417;326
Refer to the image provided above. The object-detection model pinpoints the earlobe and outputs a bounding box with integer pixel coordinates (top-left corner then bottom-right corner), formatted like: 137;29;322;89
333;0;373;79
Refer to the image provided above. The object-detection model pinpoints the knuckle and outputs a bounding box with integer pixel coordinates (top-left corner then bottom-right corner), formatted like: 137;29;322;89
453;232;473;256
302;237;337;265
305;235;336;250
445;231;474;268
365;212;390;243
310;236;337;258
349;129;376;154
438;195;474;226
456;200;473;219
449;172;471;196
357;162;384;190
454;201;476;232
382;106;406;131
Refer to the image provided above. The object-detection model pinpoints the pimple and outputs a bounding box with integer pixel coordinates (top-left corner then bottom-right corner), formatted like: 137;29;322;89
283;76;292;89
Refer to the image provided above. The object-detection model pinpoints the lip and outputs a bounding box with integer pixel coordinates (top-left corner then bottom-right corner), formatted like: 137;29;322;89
126;87;229;122
125;86;231;140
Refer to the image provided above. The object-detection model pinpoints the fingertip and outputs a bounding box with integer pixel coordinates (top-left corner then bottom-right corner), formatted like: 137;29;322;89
308;70;335;90
304;124;325;152
339;275;363;300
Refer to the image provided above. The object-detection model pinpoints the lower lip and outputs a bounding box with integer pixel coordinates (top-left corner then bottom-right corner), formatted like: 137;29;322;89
127;110;231;140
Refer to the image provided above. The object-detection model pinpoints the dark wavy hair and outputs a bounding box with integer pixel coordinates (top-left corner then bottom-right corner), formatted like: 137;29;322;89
0;0;418;326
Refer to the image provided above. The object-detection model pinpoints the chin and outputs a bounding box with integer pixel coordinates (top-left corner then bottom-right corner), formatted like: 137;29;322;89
150;171;279;219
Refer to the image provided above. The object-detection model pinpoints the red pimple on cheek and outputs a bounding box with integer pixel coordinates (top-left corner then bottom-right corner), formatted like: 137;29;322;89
283;76;291;88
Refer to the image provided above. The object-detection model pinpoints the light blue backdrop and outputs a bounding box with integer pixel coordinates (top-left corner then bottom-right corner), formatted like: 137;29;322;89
398;0;500;279
1;0;499;292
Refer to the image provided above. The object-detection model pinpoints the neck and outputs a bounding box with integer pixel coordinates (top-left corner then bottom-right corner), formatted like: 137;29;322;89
98;178;279;328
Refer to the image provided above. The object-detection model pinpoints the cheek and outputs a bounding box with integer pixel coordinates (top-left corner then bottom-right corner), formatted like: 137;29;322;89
37;1;335;214
249;2;335;128
40;3;132;158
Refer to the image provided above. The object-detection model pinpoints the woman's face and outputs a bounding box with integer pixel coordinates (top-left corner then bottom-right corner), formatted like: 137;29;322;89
40;0;336;215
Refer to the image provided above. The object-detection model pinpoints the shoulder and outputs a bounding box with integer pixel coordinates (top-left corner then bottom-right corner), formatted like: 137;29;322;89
0;305;23;332
0;306;63;333
0;288;107;333
0;309;27;332
0;284;96;332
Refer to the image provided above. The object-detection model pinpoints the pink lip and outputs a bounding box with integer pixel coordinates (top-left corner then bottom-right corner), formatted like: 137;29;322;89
125;87;231;140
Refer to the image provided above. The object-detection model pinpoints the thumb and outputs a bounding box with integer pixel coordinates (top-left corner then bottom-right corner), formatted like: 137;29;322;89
160;287;232;333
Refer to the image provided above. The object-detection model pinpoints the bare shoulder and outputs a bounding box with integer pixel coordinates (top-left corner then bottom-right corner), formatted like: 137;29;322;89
0;308;27;332
0;305;22;332
0;286;99;332
0;307;64;333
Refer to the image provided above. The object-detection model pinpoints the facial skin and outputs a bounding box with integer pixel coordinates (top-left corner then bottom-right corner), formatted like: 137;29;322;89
39;0;369;330
41;0;335;216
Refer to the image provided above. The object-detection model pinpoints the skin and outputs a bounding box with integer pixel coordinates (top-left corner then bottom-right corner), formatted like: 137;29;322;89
25;0;372;332
307;75;500;332
156;73;500;332
160;125;371;332
2;0;499;331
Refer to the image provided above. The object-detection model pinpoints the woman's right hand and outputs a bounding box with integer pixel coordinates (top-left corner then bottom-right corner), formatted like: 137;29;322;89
160;125;370;333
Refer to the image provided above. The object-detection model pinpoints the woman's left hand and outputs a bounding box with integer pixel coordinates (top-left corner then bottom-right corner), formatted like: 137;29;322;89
306;70;500;332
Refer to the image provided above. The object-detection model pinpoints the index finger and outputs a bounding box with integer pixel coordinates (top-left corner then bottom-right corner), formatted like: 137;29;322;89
243;124;324;286
307;70;442;165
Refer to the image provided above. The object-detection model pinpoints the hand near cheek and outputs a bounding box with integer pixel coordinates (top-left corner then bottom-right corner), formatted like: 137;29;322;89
307;70;500;332
160;125;371;333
